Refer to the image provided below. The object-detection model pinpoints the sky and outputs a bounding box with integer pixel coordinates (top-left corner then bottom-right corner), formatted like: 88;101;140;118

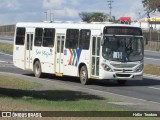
0;0;157;25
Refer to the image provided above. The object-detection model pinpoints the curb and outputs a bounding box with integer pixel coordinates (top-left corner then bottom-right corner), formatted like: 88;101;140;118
144;74;160;80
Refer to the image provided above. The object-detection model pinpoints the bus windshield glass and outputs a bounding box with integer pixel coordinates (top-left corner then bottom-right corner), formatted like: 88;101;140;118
102;36;143;62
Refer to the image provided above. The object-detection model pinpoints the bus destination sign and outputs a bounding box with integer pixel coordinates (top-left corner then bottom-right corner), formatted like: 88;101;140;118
103;27;142;36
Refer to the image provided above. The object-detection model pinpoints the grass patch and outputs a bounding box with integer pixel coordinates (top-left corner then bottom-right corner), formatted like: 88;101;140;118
0;43;13;54
144;64;160;76
0;76;158;119
0;75;124;111
0;87;122;111
0;95;157;119
0;75;42;90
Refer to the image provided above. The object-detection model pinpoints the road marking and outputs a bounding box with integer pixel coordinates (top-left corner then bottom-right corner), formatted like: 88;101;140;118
149;87;160;91
144;57;160;61
0;60;13;64
0;66;15;68
0;61;7;63
108;102;140;105
0;52;13;56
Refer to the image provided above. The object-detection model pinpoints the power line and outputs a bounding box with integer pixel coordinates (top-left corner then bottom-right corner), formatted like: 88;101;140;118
108;0;114;21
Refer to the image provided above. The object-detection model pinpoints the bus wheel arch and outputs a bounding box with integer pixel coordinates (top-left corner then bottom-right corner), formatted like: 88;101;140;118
79;63;90;85
33;59;43;78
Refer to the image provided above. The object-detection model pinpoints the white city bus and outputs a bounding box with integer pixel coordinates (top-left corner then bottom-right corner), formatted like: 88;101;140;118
13;22;144;85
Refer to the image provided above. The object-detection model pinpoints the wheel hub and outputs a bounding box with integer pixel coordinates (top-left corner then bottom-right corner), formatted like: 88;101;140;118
35;65;40;74
81;70;86;81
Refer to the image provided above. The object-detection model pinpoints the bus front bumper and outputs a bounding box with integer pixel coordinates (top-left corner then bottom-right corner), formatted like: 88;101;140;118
100;70;143;80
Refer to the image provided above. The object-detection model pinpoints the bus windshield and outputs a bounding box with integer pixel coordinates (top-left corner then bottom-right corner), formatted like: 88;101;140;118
102;36;143;62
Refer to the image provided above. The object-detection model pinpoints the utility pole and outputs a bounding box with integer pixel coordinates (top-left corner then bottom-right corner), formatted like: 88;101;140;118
50;9;53;22
108;0;113;21
44;11;47;21
44;10;54;22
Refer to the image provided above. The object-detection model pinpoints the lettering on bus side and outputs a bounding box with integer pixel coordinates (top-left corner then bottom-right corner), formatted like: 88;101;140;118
36;49;53;58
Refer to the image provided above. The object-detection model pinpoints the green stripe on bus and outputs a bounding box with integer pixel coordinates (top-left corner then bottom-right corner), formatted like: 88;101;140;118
72;49;76;66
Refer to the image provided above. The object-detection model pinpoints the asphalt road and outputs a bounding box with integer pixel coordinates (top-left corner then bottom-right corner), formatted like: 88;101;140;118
0;52;160;111
0;36;13;41
144;50;160;65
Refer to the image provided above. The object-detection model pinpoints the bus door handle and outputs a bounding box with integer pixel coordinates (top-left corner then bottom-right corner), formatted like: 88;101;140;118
57;59;59;63
61;59;63;64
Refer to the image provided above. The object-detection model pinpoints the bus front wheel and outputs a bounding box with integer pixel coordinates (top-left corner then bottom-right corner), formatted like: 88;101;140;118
34;61;43;78
80;66;90;85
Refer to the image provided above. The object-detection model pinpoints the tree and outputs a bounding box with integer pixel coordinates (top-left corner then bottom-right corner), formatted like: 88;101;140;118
79;12;109;23
142;0;160;12
79;12;92;23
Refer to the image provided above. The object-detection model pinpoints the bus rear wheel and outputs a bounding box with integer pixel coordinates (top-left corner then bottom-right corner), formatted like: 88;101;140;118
34;61;43;78
80;66;90;85
117;80;127;85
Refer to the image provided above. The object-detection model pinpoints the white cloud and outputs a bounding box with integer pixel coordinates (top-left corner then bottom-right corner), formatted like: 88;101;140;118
0;0;20;9
65;8;79;18
0;15;6;25
43;0;65;9
42;0;81;9
113;0;143;20
55;8;79;20
0;0;147;24
0;12;40;25
69;0;81;5
125;2;143;20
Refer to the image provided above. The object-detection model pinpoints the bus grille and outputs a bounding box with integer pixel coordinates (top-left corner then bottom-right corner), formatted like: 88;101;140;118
111;64;136;68
114;69;133;72
116;74;131;78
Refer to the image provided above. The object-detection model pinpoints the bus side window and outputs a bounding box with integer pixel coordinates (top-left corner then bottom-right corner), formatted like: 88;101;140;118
15;27;25;45
79;29;91;50
34;28;43;47
43;28;55;47
65;29;79;49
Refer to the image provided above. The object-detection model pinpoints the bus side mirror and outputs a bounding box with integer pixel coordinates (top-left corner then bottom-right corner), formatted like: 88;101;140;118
101;39;104;45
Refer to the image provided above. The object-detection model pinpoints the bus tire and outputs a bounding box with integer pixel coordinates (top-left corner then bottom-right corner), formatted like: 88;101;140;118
34;60;43;78
117;80;127;85
80;66;90;85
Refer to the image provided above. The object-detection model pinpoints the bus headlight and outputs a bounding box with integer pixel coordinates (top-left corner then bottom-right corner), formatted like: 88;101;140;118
101;63;113;72
135;64;143;72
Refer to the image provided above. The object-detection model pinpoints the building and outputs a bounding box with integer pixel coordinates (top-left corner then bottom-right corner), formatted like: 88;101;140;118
120;17;131;24
132;17;160;30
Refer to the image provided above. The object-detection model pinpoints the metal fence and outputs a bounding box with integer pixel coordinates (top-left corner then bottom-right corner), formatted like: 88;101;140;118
0;25;15;36
143;30;160;51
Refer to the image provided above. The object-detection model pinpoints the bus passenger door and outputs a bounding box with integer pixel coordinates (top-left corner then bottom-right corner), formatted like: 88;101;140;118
25;33;33;70
56;34;65;75
91;36;101;77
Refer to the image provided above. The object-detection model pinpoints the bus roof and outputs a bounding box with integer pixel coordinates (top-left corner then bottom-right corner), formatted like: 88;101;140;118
16;22;140;30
